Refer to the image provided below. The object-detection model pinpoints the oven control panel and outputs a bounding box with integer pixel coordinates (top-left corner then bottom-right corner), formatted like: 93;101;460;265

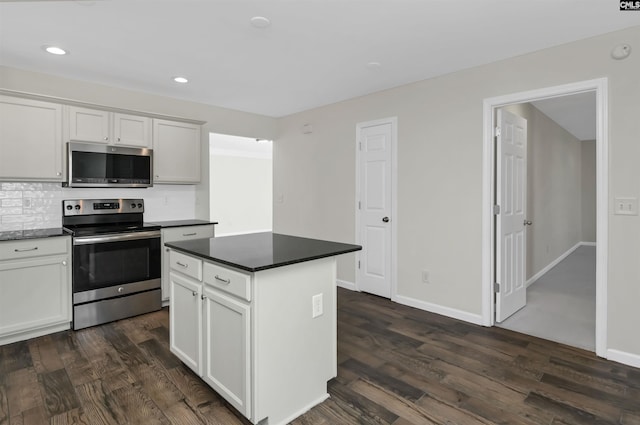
63;199;145;216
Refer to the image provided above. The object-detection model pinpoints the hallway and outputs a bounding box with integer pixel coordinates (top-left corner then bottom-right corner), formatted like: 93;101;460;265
498;245;596;351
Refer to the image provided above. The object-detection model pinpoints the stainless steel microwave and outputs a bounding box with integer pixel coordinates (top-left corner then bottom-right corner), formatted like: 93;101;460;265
64;142;153;188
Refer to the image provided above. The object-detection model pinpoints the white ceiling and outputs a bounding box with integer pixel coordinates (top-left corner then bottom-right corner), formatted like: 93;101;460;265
531;92;597;141
0;1;638;119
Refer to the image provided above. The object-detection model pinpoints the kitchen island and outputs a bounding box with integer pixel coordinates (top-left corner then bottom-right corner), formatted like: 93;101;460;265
165;232;361;425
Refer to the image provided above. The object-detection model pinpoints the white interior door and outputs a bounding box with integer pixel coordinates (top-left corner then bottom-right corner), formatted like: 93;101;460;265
496;109;528;322
358;120;393;298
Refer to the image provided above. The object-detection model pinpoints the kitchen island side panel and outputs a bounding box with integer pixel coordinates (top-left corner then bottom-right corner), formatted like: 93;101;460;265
252;257;337;425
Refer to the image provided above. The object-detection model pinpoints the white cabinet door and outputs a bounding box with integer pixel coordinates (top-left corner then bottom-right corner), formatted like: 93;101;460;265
0;96;63;181
169;271;202;374
0;254;71;344
202;286;251;418
68;106;110;143
69;107;152;148
113;113;152;148
161;225;215;302
153;119;201;184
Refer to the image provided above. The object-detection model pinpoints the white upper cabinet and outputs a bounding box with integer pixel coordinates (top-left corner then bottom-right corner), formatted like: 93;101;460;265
68;106;109;143
68;106;152;148
153;119;201;184
0;96;63;181
113;113;152;148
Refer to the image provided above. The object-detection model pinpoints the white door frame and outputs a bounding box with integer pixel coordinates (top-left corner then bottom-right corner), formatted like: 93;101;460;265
481;78;608;357
355;117;398;300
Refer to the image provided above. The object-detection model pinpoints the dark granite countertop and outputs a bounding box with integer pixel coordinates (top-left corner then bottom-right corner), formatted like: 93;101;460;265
149;219;218;228
165;232;362;272
0;227;70;242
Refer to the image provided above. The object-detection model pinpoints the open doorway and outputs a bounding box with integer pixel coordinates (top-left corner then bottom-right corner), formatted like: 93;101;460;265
209;133;273;236
494;94;597;351
482;78;608;357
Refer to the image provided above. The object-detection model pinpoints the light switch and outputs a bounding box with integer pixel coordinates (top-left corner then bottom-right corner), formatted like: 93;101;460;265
614;197;638;215
312;293;323;318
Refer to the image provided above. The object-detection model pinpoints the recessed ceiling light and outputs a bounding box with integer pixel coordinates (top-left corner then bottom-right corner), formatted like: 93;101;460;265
366;61;382;69
44;46;67;55
250;16;271;29
173;76;189;84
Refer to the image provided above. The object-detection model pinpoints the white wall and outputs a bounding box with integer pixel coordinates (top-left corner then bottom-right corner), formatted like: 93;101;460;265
273;26;640;359
0;65;277;222
582;140;597;243
210;134;273;235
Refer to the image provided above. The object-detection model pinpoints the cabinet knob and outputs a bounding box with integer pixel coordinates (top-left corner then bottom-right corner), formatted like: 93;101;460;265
104;136;109;141
201;294;206;300
56;172;62;176
62;260;67;266
192;291;197;296
117;137;121;142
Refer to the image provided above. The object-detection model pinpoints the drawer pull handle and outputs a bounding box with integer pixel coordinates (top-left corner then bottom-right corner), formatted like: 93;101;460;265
15;247;38;252
176;261;188;268
183;232;197;236
215;275;231;284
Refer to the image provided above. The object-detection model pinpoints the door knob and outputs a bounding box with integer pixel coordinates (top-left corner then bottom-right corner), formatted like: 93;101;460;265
382;217;390;223
524;220;532;226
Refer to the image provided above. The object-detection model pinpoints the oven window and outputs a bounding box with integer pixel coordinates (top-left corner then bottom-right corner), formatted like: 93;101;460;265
73;237;160;292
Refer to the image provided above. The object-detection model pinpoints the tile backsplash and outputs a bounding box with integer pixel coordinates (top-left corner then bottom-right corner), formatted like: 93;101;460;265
0;182;197;231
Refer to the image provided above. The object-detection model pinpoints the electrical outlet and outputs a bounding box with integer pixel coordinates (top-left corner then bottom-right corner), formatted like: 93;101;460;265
312;293;323;318
422;270;430;284
614;197;638;215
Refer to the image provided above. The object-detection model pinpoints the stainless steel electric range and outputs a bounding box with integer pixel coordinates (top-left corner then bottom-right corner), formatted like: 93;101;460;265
62;198;161;330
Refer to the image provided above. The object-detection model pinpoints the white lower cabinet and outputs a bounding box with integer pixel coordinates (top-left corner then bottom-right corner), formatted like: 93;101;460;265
169;250;252;418
161;224;215;303
0;236;72;345
169;271;202;374
168;248;336;425
202;286;251;417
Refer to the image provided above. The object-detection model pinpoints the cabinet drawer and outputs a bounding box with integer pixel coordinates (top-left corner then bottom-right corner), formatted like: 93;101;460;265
169;250;202;281
204;262;251;302
163;225;215;242
0;237;69;261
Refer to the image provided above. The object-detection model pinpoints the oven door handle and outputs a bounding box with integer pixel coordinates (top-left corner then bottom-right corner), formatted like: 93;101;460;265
73;230;161;245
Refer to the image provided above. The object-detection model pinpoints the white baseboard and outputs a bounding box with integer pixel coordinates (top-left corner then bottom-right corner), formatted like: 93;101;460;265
393;294;484;326
336;280;356;291
526;241;596;287
606;349;640;369
273;393;330;425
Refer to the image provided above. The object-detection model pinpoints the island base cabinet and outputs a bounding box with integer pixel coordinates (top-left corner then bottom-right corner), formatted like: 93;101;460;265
252;258;337;425
168;247;341;425
0;255;71;345
202;287;251;418
169;272;202;375
161;224;215;303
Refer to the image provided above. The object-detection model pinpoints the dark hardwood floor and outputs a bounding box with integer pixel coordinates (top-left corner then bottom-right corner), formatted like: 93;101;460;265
1;288;639;424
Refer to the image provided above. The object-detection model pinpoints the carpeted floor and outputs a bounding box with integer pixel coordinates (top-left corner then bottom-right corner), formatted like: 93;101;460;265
497;245;596;351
